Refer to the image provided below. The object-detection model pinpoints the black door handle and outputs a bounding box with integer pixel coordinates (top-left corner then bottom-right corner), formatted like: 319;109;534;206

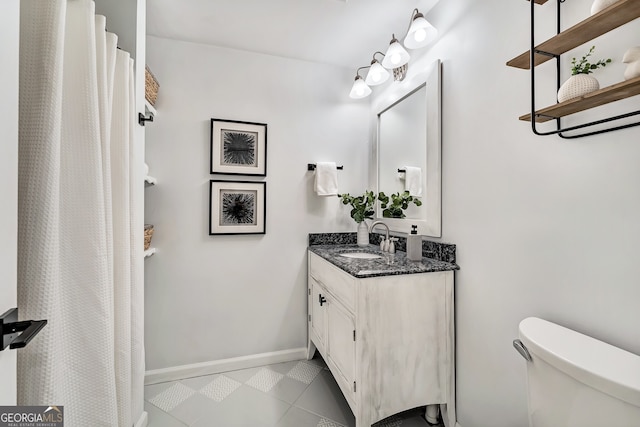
319;294;327;306
1;308;48;351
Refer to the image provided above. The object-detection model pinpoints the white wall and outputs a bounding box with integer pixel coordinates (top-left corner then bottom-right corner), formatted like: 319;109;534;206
405;1;640;426
0;0;20;405
144;36;369;370
146;2;640;425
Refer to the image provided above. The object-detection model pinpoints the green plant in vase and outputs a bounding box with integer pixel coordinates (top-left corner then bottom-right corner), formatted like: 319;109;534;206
558;46;612;103
378;191;422;219
339;191;376;246
338;191;376;223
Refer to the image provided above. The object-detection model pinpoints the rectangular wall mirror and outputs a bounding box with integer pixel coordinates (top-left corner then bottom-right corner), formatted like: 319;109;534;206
372;59;442;237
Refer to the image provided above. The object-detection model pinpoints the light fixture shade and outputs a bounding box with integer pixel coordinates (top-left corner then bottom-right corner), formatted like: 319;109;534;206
404;15;438;49
349;76;372;99
381;37;410;69
365;60;390;86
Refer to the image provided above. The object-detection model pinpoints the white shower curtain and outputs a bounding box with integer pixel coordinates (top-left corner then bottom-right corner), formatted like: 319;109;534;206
17;1;144;426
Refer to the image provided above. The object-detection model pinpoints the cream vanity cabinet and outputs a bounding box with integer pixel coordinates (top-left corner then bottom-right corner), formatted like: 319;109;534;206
307;251;456;427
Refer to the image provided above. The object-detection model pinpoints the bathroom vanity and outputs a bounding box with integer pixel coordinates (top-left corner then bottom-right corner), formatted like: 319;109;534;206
307;239;458;427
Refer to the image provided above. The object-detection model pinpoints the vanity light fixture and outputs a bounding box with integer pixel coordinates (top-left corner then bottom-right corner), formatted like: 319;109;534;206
349;8;437;99
365;53;390;86
381;34;410;69
404;9;438;49
349;70;372;99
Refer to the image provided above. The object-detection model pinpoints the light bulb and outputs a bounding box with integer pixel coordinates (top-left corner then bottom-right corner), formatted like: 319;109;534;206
414;28;427;43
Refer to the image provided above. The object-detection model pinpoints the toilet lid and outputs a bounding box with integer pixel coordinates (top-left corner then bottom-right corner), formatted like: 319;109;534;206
519;317;640;408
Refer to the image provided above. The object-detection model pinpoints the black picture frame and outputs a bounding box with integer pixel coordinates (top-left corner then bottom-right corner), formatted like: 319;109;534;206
209;180;266;235
210;118;267;176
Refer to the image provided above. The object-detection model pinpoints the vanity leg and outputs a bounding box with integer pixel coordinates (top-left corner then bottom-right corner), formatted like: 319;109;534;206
425;405;439;424
306;339;317;360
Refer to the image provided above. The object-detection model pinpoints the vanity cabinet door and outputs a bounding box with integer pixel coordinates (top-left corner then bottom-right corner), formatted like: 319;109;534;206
326;297;356;396
310;279;327;349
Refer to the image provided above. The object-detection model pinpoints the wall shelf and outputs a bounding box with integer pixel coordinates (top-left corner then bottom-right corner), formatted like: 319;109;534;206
507;0;640;69
144;248;156;258
508;0;640;138
145;100;157;117
520;76;640;122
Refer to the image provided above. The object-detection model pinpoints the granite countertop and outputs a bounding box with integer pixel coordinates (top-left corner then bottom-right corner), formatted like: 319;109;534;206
309;244;459;279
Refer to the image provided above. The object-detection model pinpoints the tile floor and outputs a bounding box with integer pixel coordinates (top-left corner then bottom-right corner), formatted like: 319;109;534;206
144;355;441;427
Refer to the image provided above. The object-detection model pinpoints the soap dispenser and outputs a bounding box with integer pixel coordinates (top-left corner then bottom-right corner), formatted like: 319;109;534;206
406;225;422;261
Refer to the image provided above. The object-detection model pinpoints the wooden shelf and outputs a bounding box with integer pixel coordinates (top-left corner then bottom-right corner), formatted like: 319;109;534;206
519;76;640;122
507;0;640;69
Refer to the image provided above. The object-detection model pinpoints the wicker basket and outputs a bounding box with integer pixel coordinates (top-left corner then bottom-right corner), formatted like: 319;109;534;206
144;224;154;251
145;66;160;106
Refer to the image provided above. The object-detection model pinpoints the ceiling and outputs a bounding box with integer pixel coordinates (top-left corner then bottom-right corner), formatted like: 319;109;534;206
146;0;439;70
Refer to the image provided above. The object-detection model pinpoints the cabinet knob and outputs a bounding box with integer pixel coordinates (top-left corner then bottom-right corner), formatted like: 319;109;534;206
318;294;327;306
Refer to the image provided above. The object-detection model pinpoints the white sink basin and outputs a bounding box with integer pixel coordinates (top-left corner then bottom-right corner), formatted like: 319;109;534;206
339;252;382;259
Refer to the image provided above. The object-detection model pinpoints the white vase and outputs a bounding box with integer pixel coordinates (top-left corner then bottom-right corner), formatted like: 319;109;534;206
357;221;369;247
557;75;600;103
624;61;640;81
590;0;618;15
623;47;640;81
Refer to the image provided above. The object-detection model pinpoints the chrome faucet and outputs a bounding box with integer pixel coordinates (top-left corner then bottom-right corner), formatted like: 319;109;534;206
369;221;391;252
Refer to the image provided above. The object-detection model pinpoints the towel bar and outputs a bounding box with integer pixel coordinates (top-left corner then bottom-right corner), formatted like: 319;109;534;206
308;163;344;171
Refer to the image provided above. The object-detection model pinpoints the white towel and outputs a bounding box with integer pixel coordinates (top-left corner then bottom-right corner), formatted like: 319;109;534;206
404;166;422;196
314;162;338;196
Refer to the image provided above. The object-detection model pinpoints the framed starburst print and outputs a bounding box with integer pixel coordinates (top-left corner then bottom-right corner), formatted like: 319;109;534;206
209;180;266;235
210;118;267;176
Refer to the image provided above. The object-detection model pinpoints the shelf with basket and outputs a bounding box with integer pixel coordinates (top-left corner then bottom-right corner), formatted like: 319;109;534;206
506;0;640;138
144;224;155;259
143;65;159;258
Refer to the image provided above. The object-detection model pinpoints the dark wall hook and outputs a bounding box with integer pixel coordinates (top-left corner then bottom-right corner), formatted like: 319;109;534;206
1;308;47;351
138;113;154;126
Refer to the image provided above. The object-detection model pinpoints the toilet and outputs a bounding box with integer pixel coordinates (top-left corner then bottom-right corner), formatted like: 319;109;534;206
514;317;640;427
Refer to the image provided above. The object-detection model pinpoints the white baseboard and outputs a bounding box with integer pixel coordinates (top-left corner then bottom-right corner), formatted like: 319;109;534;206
133;410;148;427
145;347;307;385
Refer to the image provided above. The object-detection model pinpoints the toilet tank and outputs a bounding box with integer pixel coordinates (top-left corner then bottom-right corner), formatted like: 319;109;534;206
518;317;640;427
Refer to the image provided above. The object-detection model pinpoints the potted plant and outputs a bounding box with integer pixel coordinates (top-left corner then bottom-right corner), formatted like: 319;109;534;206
378;191;422;219
338;191;376;246
558;46;612;103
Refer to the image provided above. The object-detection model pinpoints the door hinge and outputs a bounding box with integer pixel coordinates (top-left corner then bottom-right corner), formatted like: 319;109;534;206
353;381;356;392
308;314;311;322
308;288;311;296
353;330;356;341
